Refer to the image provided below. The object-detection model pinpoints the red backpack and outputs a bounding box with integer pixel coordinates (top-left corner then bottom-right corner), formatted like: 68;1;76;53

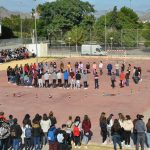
73;125;80;137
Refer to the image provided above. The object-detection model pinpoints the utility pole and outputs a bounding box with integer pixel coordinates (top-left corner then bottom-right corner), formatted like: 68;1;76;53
68;37;71;58
34;11;38;64
76;27;78;53
90;28;92;55
20;18;23;39
136;29;139;48
121;29;123;48
105;11;107;51
110;37;113;50
60;29;62;49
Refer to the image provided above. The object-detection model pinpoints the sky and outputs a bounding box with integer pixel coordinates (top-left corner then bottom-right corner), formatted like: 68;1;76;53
0;0;150;13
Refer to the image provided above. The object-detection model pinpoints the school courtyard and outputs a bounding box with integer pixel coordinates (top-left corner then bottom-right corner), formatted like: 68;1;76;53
0;57;150;148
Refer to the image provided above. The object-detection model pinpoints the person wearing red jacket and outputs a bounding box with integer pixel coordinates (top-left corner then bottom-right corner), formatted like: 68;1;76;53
82;115;92;149
0;112;7;122
120;71;125;88
24;64;28;75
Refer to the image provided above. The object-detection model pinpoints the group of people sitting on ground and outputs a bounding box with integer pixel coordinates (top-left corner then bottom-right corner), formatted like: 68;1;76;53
99;112;150;150
0;111;92;150
6;61;142;89
0;47;30;63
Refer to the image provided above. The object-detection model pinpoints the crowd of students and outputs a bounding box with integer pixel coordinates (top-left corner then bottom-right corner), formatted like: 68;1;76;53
0;47;30;63
0;111;150;150
0;111;92;150
99;112;150;150
6;61;142;89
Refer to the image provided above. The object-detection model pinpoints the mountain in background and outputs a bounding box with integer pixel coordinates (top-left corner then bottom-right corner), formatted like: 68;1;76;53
94;9;150;22
0;6;150;21
0;7;31;18
137;9;150;21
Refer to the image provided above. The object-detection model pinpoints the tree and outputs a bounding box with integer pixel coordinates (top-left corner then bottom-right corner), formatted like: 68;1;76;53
2;15;34;38
0;25;14;39
110;6;119;29
64;26;86;45
142;23;150;47
94;7;142;47
37;0;95;40
117;7;141;29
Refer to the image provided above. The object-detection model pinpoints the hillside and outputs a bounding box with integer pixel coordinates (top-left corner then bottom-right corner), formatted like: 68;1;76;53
94;9;150;22
0;7;31;18
0;6;150;22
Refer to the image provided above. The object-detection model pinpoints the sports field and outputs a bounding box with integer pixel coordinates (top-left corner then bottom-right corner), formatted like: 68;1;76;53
0;56;150;147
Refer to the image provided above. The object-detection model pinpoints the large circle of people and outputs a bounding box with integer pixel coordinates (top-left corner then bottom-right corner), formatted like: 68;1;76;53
7;61;142;89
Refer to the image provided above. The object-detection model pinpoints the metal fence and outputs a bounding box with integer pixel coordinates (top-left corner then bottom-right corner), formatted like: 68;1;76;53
0;38;23;47
47;45;150;57
47;45;81;57
0;37;48;48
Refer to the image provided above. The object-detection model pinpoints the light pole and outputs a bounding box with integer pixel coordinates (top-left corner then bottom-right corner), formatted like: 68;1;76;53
121;29;123;48
136;29;139;48
34;11;38;64
20;18;23;39
105;11;107;51
68;37;71;58
110;37;113;50
60;29;63;49
76;27;78;53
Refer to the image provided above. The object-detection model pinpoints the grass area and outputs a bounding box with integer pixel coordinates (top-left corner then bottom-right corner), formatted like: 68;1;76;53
0;57;57;71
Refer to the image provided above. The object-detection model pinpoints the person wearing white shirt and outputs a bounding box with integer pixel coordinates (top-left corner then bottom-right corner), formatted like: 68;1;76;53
44;71;50;88
79;62;84;73
40;114;51;146
99;61;103;75
123;115;133;148
107;114;114;143
115;61;120;76
22;124;32;149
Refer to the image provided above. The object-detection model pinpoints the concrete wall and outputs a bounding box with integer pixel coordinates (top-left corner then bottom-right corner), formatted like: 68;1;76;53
0;44;24;51
25;43;48;57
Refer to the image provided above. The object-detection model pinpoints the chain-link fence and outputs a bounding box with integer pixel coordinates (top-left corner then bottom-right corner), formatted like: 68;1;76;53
0;28;150;57
47;45;150;57
47;45;81;57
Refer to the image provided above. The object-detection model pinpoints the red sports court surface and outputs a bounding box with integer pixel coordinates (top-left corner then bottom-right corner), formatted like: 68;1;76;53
0;57;150;143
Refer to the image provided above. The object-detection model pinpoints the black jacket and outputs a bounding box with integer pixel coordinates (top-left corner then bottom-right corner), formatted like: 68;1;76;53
10;124;22;139
111;126;122;136
76;73;81;80
32;123;43;137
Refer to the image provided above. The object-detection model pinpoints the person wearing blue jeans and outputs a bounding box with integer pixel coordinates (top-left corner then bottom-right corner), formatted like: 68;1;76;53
146;118;150;149
135;114;146;150
12;139;20;150
112;134;122;150
33;137;40;150
94;72;99;89
111;119;122;150
125;72;130;86
32;119;42;150
10;118;22;150
107;64;113;76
